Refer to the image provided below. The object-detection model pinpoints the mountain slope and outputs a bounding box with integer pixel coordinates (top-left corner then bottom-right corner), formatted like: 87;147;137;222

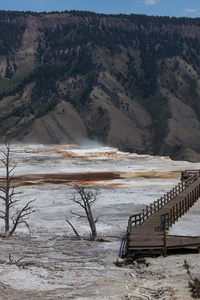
1;11;200;161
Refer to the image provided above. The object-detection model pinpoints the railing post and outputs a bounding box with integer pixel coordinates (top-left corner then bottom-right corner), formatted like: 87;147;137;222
169;209;172;226
182;200;184;215
153;201;156;213
176;203;178;221
184;197;187;213
192;191;194;205
163;228;167;257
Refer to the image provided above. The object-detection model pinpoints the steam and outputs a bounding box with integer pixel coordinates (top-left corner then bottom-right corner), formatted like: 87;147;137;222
79;139;105;149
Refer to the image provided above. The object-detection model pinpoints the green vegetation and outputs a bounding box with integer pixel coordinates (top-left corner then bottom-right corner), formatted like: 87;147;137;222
1;10;200;102
0;10;200;159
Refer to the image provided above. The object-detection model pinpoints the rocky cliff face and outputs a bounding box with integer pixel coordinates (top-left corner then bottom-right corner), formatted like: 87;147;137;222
1;11;200;161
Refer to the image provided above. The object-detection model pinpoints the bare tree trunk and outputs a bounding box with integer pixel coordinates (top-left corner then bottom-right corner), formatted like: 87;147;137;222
0;142;35;237
86;202;97;241
67;184;99;241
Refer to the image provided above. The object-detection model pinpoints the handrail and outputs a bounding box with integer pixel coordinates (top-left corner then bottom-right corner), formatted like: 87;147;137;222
155;182;200;232
127;171;200;233
182;170;200;176
169;184;200;227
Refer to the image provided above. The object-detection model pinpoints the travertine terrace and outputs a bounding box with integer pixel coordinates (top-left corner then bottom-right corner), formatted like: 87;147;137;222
0;144;199;299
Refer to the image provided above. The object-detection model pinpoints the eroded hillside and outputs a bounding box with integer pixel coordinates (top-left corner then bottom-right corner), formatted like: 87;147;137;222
1;11;200;161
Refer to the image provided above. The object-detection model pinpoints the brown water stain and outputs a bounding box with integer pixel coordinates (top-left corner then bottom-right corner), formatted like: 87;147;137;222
120;171;181;179
61;151;119;159
76;181;124;186
0;171;181;187
38;145;79;155
0;172;120;187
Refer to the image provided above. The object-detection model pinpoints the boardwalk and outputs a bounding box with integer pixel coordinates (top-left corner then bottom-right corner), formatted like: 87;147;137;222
120;170;200;259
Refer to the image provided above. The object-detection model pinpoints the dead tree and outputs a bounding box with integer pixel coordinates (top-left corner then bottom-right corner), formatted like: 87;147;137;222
67;184;99;241
0;142;35;238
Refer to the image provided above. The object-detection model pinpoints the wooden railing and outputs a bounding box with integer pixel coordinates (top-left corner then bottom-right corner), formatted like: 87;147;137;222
181;170;200;181
168;184;199;228
154;183;200;256
127;171;200;233
155;184;200;232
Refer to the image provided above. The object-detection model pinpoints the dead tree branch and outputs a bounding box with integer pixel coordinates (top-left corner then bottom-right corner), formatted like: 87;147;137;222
66;218;82;240
8;254;28;268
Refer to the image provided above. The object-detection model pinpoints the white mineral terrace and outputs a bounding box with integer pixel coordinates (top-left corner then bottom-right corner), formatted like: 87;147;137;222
0;144;199;299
